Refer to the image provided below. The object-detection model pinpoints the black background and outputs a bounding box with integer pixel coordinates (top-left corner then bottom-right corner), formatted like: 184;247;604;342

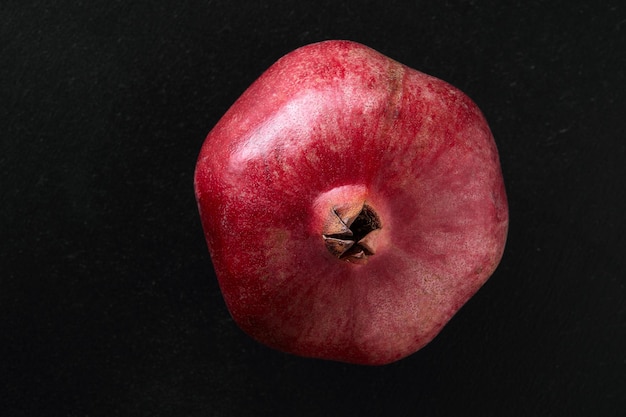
2;1;625;416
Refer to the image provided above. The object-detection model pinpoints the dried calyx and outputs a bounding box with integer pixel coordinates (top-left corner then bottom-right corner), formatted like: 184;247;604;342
322;203;381;264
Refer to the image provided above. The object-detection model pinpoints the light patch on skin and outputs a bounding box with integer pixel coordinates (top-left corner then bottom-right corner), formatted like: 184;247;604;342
258;228;292;279
229;92;320;169
229;74;389;173
304;147;321;167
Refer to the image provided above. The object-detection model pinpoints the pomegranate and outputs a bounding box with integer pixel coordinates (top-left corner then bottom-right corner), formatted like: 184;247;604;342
194;40;508;365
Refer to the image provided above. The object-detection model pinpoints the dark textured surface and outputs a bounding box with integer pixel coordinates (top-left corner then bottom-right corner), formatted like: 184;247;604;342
2;1;625;416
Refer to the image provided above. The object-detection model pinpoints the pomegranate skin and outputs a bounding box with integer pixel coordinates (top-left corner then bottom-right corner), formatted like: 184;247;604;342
194;40;508;365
